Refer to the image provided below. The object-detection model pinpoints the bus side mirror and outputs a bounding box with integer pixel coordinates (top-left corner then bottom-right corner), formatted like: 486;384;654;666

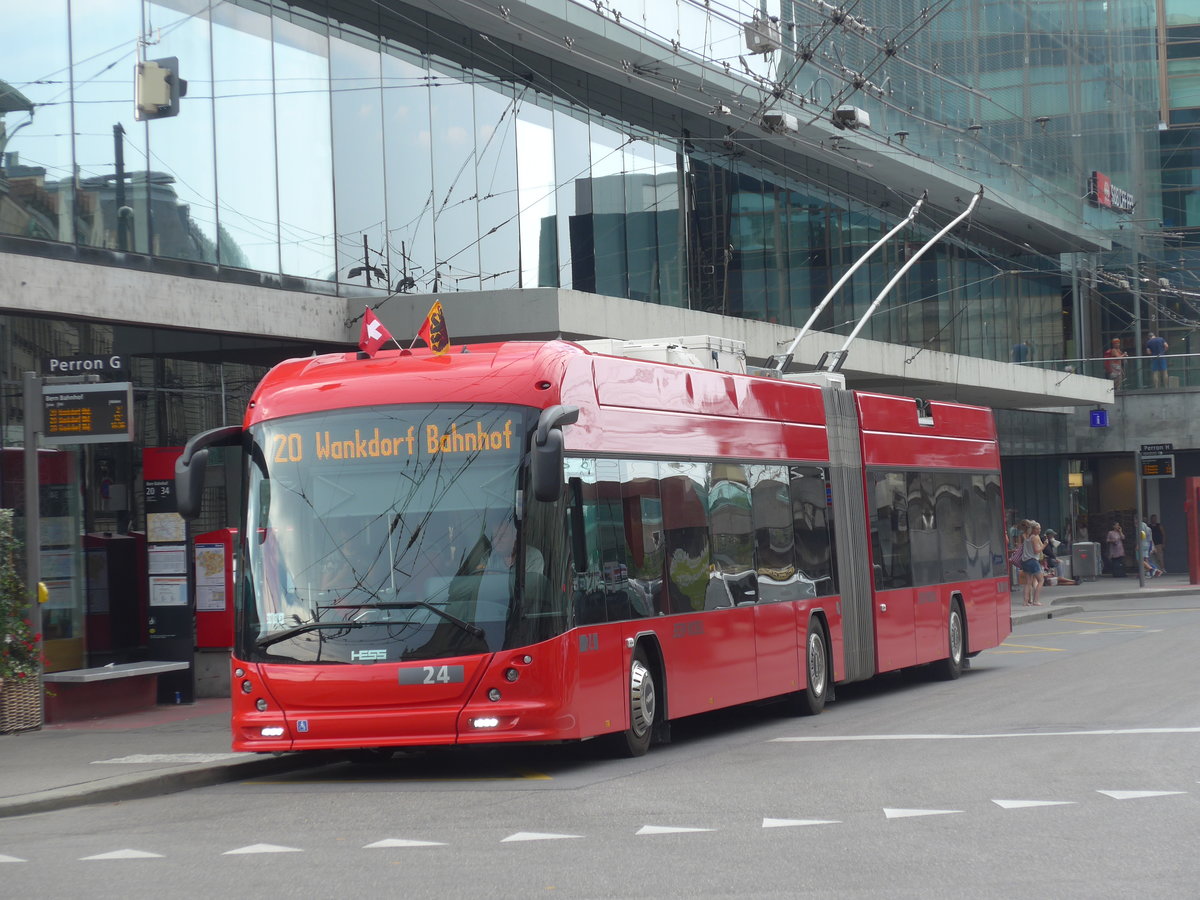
530;405;579;502
175;425;242;520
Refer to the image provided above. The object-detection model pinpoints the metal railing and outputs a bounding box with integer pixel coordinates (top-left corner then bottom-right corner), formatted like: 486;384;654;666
1014;351;1200;392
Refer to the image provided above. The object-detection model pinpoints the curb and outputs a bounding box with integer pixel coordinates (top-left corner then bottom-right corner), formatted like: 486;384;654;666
1011;603;1085;625
1061;585;1199;603
0;752;326;820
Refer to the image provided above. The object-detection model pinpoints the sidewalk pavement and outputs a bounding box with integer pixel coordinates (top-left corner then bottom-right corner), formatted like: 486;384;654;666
2;574;1197;820
1008;570;1197;624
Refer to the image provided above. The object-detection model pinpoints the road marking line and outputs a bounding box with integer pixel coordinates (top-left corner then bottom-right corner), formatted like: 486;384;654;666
223;843;302;855
1059;618;1144;629
501;832;581;843
772;727;1200;743
364;839;446;848
636;825;715;835
762;818;840;828
992;799;1075;809
0;854;26;863
999;642;1067;652
79;849;164;860
1097;790;1187;800
883;808;961;819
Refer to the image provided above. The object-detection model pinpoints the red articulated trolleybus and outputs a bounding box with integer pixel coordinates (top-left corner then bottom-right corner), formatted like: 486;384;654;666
175;337;1011;757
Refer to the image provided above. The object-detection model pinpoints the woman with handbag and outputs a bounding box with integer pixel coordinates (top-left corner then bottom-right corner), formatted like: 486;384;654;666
1018;520;1046;606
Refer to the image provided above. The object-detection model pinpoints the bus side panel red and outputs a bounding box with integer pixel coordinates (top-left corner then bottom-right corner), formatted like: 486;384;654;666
998;580;1013;641
912;585;946;665
656;608;758;719
557;624;629;741
873;587;916;672
860;433;998;469
911;577;1005;666
564;356;831;463
753;602;802;696
964;579;1002;652
570;407;829;463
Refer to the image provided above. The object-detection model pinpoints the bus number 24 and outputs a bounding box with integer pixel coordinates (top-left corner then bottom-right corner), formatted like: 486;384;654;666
399;665;464;685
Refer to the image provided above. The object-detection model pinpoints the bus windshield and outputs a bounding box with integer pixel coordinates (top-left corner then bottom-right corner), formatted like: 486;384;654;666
239;403;562;664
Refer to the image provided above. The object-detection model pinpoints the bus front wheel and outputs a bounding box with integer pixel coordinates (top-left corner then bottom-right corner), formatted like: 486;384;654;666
615;646;657;757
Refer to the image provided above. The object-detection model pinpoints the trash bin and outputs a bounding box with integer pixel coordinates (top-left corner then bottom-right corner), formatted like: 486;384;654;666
1072;542;1102;581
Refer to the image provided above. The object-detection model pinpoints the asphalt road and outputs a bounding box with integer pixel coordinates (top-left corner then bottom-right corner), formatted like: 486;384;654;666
4;598;1199;899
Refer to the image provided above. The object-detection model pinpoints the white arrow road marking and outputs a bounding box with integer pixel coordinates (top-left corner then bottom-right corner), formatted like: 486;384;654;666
762;818;840;828
79;849;164;860
992;799;1076;809
883;808;962;820
636;825;715;835
0;854;27;863
1097;790;1187;800
500;832;581;843
363;839;446;848
223;843;303;855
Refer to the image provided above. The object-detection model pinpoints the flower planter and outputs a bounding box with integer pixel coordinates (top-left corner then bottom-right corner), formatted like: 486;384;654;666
0;676;42;733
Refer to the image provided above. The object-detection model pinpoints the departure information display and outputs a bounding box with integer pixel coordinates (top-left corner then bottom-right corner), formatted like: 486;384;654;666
42;382;134;444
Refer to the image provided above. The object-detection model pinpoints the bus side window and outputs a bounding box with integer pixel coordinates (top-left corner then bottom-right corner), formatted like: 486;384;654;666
709;463;755;606
790;466;836;597
871;471;912;589
619;460;663;619
661;462;711;613
565;459;631;625
752;464;797;603
907;472;940;587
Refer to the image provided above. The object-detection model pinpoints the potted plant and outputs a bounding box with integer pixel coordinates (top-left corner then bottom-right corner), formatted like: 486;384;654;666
0;509;41;733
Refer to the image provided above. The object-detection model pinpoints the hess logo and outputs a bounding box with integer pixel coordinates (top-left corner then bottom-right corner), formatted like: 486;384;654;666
350;649;387;662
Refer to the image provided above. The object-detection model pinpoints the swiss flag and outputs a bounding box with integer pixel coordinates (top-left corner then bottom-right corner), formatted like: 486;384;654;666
359;307;393;357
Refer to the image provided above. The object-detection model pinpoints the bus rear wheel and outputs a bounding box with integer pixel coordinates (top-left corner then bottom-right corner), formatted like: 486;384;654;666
789;620;828;716
932;602;964;681
614;646;657;757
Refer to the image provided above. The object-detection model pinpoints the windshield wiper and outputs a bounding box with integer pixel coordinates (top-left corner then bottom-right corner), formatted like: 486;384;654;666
332;602;486;639
255;620;365;650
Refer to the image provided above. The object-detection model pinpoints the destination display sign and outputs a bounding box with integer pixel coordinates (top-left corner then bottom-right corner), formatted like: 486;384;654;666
1140;455;1175;480
42;382;135;444
268;419;516;464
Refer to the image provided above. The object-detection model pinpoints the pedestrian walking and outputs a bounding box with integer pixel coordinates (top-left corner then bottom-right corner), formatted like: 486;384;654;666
1105;521;1126;577
1149;514;1166;572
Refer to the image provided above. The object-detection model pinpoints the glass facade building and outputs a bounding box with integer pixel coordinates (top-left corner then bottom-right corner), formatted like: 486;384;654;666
0;0;1159;367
